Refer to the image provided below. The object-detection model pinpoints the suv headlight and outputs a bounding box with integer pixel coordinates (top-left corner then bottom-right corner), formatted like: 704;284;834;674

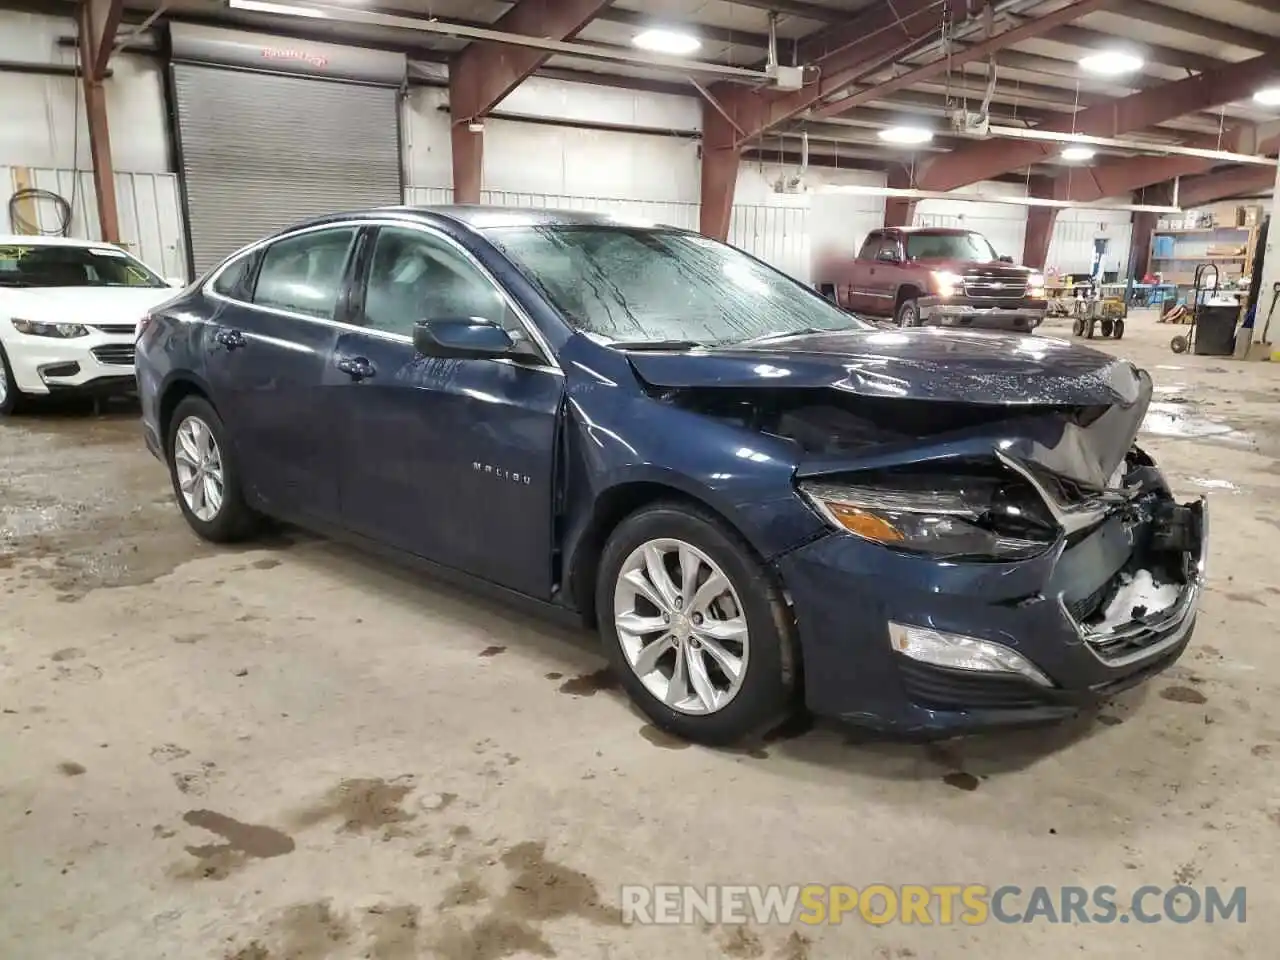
1027;273;1046;298
12;318;89;339
799;464;1058;561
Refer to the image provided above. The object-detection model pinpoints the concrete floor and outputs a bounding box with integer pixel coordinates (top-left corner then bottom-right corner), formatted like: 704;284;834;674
2;310;1278;959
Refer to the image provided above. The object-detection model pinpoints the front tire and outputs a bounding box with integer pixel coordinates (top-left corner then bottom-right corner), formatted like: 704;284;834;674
896;298;920;327
166;395;259;543
595;502;798;745
0;343;27;416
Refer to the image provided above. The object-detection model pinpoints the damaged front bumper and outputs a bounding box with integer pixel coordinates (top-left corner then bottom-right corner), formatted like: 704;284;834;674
774;488;1208;737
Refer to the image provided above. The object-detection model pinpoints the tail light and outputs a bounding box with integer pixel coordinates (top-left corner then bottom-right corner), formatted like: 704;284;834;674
137;313;158;346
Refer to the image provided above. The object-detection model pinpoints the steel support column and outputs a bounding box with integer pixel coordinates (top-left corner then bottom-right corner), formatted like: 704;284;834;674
884;166;917;227
1022;179;1057;269
448;0;610;200
79;0;124;244
699;102;739;240
451;123;483;205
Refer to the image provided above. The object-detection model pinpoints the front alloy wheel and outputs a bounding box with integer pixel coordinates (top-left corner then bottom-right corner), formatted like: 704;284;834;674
596;503;798;745
174;416;225;522
614;538;749;716
0;344;25;416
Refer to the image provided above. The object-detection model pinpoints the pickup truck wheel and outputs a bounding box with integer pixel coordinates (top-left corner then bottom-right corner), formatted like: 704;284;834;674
896;298;920;327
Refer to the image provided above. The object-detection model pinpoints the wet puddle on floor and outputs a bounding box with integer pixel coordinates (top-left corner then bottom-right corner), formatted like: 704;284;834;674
1141;401;1256;449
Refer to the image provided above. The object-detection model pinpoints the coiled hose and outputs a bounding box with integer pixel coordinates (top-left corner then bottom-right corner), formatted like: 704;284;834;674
8;188;73;237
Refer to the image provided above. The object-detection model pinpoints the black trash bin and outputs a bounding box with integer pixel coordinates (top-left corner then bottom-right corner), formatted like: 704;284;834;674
1193;305;1239;356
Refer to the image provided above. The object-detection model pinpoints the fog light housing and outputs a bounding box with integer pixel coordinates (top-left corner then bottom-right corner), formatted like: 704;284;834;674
888;621;1053;687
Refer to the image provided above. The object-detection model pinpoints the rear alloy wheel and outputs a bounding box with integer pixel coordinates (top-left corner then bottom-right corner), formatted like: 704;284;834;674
896;298;920;327
167;396;259;543
0;343;26;416
597;503;797;745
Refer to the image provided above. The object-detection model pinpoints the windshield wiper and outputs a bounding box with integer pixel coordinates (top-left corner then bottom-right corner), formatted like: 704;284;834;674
0;279;32;288
739;326;853;344
610;339;705;351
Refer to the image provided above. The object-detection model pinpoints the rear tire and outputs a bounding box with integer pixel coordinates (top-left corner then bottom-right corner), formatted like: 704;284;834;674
896;297;920;327
0;343;27;416
166;395;259;543
595;502;798;746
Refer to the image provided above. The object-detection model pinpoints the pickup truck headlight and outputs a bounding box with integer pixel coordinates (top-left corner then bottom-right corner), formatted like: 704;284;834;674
799;468;1057;561
1027;273;1046;298
11;318;89;339
932;270;963;298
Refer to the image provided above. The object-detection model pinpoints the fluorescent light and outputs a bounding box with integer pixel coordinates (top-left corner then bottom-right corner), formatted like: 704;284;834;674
1061;145;1096;161
1078;51;1144;76
228;0;332;16
632;29;701;55
877;126;933;145
1254;87;1280;106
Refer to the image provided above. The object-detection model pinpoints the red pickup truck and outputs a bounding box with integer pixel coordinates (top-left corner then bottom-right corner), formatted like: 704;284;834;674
814;226;1048;332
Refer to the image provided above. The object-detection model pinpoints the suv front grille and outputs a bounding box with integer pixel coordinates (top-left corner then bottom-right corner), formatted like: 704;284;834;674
91;323;138;335
963;276;1027;301
92;344;136;366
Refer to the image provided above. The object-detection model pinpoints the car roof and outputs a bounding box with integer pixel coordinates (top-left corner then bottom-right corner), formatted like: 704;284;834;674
887;226;980;235
0;234;124;248
281;205;678;236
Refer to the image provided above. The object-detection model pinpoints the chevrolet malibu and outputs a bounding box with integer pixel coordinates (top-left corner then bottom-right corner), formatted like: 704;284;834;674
0;235;181;414
135;207;1207;745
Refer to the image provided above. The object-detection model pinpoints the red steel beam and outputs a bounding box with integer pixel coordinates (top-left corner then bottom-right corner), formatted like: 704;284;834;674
449;0;614;121
918;54;1280;191
1177;165;1276;208
83;0;124;80
1051;128;1280;203
810;0;1115;122
708;0;943;146
78;0;122;243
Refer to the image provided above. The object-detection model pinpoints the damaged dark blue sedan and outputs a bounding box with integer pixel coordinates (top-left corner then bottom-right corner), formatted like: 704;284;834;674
136;207;1207;745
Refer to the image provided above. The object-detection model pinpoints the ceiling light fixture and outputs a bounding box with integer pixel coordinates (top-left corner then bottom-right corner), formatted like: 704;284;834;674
632;29;701;55
1078;50;1144;76
1061;145;1096;161
227;0;332;16
1253;87;1280;107
877;126;933;145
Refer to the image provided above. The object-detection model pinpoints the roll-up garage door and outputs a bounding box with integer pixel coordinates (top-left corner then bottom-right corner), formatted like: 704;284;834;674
169;24;406;277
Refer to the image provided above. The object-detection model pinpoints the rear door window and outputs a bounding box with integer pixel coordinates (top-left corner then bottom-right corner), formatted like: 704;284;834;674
253;228;358;320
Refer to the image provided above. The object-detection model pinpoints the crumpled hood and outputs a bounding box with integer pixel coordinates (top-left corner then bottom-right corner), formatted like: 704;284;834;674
626;328;1145;407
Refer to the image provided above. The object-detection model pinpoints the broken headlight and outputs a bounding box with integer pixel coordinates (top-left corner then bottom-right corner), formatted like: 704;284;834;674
800;466;1058;561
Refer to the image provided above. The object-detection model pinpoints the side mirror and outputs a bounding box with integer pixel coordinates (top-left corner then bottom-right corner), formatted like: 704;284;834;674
413;317;517;360
875;249;900;263
998;255;1014;264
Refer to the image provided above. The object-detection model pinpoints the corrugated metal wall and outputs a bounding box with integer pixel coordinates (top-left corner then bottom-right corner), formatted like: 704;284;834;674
1;166;188;280
404;185;814;280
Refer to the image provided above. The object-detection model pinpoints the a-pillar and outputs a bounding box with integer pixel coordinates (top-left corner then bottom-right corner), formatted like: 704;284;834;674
884;167;917;228
699;101;739;241
1249;160;1280;348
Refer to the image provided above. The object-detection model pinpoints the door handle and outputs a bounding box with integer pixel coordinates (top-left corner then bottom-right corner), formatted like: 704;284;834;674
336;356;376;381
214;328;246;351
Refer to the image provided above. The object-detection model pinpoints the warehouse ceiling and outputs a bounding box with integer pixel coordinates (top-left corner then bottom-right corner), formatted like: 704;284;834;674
37;0;1280;202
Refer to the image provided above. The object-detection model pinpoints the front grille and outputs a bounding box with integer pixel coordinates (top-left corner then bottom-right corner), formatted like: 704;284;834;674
962;275;1027;301
91;344;136;366
91;323;137;335
898;658;1053;710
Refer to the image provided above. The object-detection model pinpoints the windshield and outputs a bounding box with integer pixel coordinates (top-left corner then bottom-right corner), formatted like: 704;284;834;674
0;243;166;289
485;225;870;346
905;232;999;262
